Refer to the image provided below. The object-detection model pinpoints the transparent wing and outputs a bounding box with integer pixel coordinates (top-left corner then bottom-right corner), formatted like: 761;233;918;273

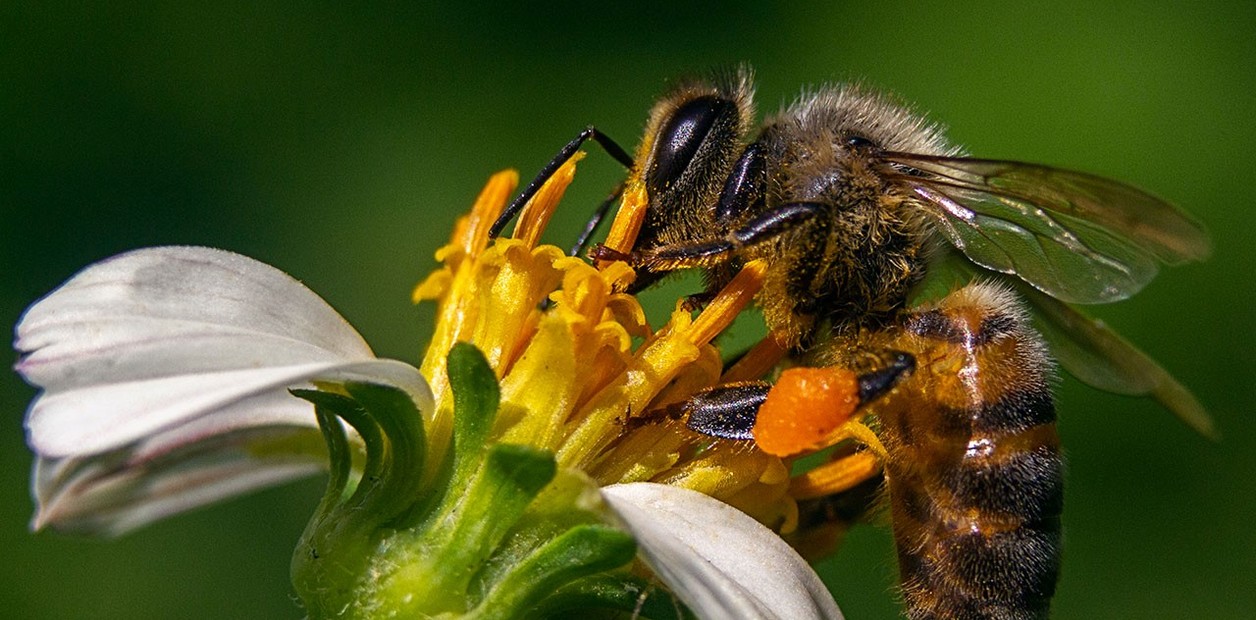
885;152;1211;304
906;252;1215;438
1017;283;1216;438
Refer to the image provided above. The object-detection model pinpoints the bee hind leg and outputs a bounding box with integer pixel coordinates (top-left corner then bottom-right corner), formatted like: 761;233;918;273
680;381;770;441
678;351;913;446
752;351;913;457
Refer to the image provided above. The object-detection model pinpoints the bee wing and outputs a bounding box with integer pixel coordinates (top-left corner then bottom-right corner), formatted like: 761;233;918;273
885;153;1211;304
907;252;1215;438
1017;283;1217;438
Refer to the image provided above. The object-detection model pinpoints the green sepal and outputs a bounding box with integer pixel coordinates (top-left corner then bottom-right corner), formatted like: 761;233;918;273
474;467;606;589
402;341;503;527
375;444;558;614
310;400;351;510
290;387;407;618
529;573;691;620
352;346;564;616
342;382;428;522
467;525;637;620
447;341;502;491
290;343;651;618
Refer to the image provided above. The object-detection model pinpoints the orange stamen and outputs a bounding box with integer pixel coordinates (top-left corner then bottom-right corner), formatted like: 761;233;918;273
513;155;584;248
597;180;648;265
686;260;766;347
789;451;882;500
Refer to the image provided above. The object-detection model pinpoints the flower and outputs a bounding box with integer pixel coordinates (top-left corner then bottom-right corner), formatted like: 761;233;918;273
411;164;796;528
18;245;430;536
15;158;842;618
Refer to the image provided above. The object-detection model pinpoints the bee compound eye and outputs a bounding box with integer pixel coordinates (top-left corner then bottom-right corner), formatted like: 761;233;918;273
647;95;739;193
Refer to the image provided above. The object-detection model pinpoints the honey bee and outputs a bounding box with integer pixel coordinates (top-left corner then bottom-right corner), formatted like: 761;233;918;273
492;68;1212;619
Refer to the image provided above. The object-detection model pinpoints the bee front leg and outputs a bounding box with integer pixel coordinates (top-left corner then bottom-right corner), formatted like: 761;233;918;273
713;141;768;224
592;201;825;272
489;126;635;238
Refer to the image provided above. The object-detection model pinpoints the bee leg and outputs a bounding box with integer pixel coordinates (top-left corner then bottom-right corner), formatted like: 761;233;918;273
679;289;719;312
790;441;882;499
585;244;676;294
681;381;770;440
567;182;625;256
628;201;825;271
754;352;914;456
681;352;914;443
787;412;892;501
489;126;635;238
857;351;916;403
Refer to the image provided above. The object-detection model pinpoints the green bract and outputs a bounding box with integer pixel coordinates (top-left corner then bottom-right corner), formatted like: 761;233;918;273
292;343;671;619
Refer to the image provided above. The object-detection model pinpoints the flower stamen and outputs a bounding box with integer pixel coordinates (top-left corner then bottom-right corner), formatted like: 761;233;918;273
514;153;584;248
685;259;766;347
597;179;650;263
412;163;799;534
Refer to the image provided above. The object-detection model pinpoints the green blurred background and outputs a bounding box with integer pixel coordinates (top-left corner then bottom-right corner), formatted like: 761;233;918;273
3;2;1253;618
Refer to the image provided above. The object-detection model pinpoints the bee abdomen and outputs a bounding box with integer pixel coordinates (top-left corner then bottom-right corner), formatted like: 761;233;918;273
892;416;1062;619
885;284;1062;620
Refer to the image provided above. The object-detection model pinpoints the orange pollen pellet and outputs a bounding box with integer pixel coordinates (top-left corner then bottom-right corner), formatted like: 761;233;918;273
753;367;860;457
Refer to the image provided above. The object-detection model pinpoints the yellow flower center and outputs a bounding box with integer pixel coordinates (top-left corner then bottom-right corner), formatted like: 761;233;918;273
412;158;796;531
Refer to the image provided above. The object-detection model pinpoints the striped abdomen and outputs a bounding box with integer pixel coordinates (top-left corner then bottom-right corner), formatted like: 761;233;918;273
877;284;1062;620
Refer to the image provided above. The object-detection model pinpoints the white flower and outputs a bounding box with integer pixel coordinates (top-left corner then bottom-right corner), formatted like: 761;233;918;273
17;246;429;535
15;245;840;619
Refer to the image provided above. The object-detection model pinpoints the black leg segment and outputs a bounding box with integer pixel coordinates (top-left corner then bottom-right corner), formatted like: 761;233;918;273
489;126;635;239
682;381;771;440
568;183;625;256
857;351;915;404
629;200;824;271
680;352;916;442
714;142;768;224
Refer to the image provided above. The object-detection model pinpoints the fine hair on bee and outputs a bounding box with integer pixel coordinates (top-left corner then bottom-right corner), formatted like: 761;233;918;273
813;282;1062;619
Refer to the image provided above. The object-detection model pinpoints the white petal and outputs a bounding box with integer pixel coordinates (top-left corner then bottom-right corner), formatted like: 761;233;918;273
14;246;433;533
602;483;842;620
15;246;427;457
33;443;322;536
16;246;374;388
31;389;330;536
25;358;426;458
